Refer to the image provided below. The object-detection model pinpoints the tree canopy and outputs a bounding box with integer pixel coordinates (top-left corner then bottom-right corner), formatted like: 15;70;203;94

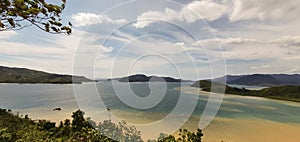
0;108;204;142
0;0;72;34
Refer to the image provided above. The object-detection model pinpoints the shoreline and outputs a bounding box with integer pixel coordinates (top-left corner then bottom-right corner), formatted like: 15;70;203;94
180;86;300;104
13;108;300;142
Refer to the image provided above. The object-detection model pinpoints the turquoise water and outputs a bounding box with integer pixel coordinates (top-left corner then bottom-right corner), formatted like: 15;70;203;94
1;82;300;138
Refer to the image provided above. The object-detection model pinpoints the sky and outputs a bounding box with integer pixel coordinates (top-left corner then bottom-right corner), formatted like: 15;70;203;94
1;0;300;80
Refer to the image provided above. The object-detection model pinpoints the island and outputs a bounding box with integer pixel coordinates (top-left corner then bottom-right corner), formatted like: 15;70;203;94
53;107;62;111
0;66;93;84
191;80;300;102
118;74;189;82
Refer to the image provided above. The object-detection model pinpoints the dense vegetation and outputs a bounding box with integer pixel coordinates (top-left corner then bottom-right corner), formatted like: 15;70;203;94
0;108;203;142
192;80;300;102
0;66;92;84
214;74;300;86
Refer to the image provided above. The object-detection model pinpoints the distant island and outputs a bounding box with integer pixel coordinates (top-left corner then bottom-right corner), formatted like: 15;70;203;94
118;74;189;82
191;80;300;102
0;66;93;84
214;74;300;86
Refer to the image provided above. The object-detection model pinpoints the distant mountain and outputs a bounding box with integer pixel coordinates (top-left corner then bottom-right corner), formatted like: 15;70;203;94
0;66;92;84
214;74;300;86
271;74;300;85
229;74;282;86
118;74;188;82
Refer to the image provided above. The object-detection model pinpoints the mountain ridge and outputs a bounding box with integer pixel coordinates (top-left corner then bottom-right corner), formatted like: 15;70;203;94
118;74;190;82
213;74;300;86
0;66;92;84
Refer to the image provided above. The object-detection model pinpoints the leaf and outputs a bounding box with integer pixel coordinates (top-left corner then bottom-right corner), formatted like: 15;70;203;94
68;22;72;26
66;28;71;35
51;26;58;32
28;8;41;15
55;22;62;26
7;11;15;16
41;8;47;15
61;3;65;9
48;20;55;25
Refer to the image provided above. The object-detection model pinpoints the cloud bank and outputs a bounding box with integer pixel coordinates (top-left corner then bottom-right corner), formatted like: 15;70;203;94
133;0;300;28
72;12;127;26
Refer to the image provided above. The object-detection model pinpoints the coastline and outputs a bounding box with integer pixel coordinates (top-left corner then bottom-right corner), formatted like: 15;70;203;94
180;86;300;104
9;102;300;142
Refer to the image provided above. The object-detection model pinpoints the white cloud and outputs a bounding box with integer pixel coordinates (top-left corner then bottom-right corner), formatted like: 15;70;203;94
220;38;262;44
0;29;115;77
229;0;300;22
270;36;300;47
100;46;113;53
251;65;271;70
133;0;300;28
72;12;127;26
133;8;177;29
190;36;300;73
194;37;263;46
133;0;227;28
195;36;300;48
180;0;227;22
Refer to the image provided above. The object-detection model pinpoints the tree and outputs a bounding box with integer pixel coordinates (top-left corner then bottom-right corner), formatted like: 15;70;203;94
150;129;203;142
71;109;91;132
97;120;143;142
0;0;72;34
177;129;203;142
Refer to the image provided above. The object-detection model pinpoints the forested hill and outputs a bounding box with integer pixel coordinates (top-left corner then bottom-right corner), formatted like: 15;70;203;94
214;74;300;86
118;74;188;82
0;66;92;84
191;80;300;102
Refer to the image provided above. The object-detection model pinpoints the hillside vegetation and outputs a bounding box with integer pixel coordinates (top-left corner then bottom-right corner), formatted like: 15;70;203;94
191;80;300;102
0;66;92;84
214;74;300;86
0;108;203;142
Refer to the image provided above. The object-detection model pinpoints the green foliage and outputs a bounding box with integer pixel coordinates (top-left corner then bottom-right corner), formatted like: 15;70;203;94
0;108;54;142
0;128;12;142
97;120;143;142
149;129;203;142
192;80;300;102
0;108;113;141
0;108;204;142
71;127;117;142
255;85;300;102
0;0;72;34
71;109;92;132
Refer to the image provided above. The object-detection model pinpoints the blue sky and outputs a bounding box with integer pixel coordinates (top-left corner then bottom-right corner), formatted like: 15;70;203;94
1;0;300;80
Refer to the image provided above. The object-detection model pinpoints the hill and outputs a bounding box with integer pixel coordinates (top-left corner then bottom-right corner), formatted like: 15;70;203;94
118;74;187;82
228;74;282;86
214;74;300;86
191;80;300;102
0;66;92;84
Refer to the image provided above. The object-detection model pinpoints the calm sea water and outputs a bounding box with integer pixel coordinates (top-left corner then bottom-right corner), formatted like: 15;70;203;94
227;84;269;90
1;82;300;139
